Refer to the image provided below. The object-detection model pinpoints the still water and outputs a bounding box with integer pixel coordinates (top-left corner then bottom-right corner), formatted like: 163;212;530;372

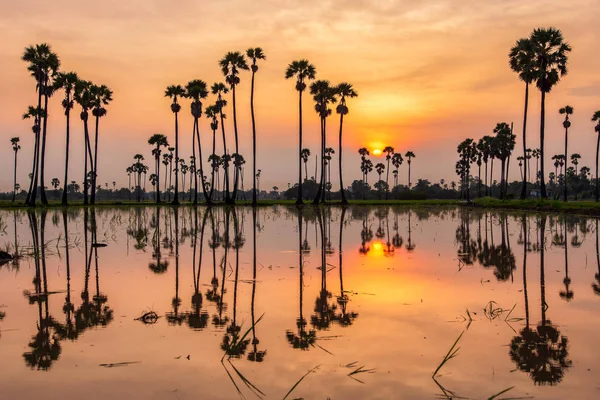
0;206;598;399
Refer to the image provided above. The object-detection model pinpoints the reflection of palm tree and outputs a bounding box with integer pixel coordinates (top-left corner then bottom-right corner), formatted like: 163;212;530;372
335;208;358;326
311;208;337;330
359;212;372;255
23;211;62;370
510;216;572;385
188;209;209;330
559;220;573;301
286;208;317;350
248;208;266;362
167;207;184;325
55;210;78;341
593;220;600;295
213;210;230;328
406;211;416;252
149;207;169;274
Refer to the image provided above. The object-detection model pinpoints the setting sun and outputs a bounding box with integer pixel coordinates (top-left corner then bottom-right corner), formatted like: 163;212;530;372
372;149;382;156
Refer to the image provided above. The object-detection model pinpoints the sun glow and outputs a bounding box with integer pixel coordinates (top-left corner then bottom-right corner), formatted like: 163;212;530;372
372;149;382;156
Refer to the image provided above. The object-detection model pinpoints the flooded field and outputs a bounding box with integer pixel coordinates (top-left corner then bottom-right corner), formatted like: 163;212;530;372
0;205;598;399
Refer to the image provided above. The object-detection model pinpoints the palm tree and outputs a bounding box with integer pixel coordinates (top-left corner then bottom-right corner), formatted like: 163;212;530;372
405;151;415;188
375;163;385;198
10;137;20;202
391;153;403;188
310;80;337;204
21;106;41;204
593;111;600;202
529;28;572;198
334;83;358;204
148;134;168;203
205;104;220;201
185;80;210;204
246;48;266;206
510;37;536;199
132;154;147;202
53;72;78;206
22;43;60;206
165;85;185;205
559;105;574;201
90;84;113;204
285;60;316;204
220;52;249;202
383;146;394;199
211;82;231;202
74;79;95;205
301;148;311;181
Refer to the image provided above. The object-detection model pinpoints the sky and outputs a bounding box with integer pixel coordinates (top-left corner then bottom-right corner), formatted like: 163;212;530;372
0;0;599;192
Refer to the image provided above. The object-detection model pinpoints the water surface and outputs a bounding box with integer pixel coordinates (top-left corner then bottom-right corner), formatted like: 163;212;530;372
0;206;598;399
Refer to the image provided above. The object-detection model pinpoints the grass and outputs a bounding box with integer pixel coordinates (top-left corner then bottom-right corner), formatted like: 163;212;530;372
473;196;600;215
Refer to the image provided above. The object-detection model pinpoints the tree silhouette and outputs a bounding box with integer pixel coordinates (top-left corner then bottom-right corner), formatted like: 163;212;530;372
285;59;316;204
246;48;266;206
335;83;357;204
211;82;231;202
89;84;113;204
165;85;185;205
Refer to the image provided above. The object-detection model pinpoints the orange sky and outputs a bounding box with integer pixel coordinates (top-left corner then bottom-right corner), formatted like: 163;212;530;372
1;0;599;190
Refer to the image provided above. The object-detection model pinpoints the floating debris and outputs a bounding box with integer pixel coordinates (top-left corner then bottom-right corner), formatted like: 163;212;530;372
134;311;160;324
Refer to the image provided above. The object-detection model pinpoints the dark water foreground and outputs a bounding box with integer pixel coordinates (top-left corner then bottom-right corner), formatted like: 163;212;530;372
0;206;598;399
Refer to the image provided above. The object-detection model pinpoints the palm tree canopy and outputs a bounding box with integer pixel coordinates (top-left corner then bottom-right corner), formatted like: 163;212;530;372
185;80;209;100
219;51;249;87
210;82;229;95
22;43;60;83
336;82;358;99
405;151;416;158
53;71;79;92
509;38;536;84
559;105;574;115
285;59;316;92
74;80;94;109
148;133;168;148
165;85;185;100
529;27;572;93
310;80;337;117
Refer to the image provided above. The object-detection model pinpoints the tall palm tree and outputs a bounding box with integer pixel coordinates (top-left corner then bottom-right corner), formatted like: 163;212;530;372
391;153;403;188
383;146;394;200
529;27;572;198
53;72;78;206
74;79;95;205
22;43;60;206
219;51;249;202
310;80;337;204
205;104;220;201
405;151;416;188
593;111;600;202
22;106;41;204
301;148;311;181
185;80;210;204
148;133;168;203
89;84;113;204
10;137;20;202
285;60;316;205
211;83;231;202
246;48;266;206
559;105;574;201
335;83;357;205
165;85;185;205
510;37;536;199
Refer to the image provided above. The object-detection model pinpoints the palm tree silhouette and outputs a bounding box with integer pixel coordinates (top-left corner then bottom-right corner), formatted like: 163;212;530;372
21;105;41;203
10;137;20;202
382;146;394;199
165;85;185;205
285;59;316;205
310;80;337;204
22;43;60;206
219;52;249;202
509;37;536;199
89;84;113;204
592;111;600;201
246;48;266;206
211;82;231;202
74;79;95;205
301;148;311;183
559;219;573;301
529;28;571;198
188;209;209;330
248;207;266;361
405;151;416;188
335;83;357;204
52;72;78;205
593;220;600;295
148;133;168;203
185;79;210;204
559;106;574;201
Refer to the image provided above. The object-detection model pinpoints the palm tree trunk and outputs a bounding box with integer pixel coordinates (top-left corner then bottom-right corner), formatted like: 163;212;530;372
192;119;198;204
478;163;482;198
39;89;50;205
484;161;488;196
501;159;506;199
314;118;326;204
27;88;43;206
155;153;161;203
250;69;258;206
408;161;411;189
304;161;308;184
232;85;240;203
385;157;390;201
520;82;529;199
12;150;18;203
61;105;70;205
564;124;568;201
539;91;547;198
209;130;216;201
539;215;547;325
196;119;211;205
596;132;600;202
296;90;303;205
84;120;89;205
91;115;100;204
173;111;180;205
490;159;494;197
219;109;231;203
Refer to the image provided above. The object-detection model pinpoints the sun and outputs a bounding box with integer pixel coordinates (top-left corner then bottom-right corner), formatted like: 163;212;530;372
372;149;382;156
